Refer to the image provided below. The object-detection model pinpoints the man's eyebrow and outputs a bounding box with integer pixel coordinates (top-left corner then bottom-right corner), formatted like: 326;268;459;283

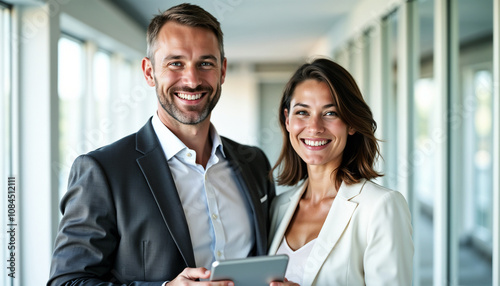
161;55;184;64
200;55;218;61
161;55;219;64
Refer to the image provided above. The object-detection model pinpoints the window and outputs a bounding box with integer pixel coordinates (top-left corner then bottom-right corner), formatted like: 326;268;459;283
57;37;149;199
0;3;17;286
89;49;113;146
333;0;497;284
453;0;494;283
469;69;493;248
57;36;84;198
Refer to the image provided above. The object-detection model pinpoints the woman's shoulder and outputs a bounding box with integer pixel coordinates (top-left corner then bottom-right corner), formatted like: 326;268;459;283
271;181;306;206
347;179;407;203
358;180;409;208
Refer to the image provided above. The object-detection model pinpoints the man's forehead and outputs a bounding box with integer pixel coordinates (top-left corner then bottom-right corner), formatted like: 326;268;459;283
154;24;221;62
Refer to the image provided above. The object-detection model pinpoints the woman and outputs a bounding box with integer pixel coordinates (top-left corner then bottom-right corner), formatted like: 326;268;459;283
268;58;413;286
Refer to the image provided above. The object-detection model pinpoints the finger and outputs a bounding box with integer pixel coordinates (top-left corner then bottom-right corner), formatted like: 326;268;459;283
181;267;211;280
209;281;234;286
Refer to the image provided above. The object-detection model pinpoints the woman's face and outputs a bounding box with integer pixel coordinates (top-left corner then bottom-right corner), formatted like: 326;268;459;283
285;79;355;168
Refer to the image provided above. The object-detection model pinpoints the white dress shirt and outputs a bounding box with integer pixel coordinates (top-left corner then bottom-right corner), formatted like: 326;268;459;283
152;113;255;270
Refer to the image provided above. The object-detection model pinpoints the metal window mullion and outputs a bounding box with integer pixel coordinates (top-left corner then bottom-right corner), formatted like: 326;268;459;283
370;24;384;179
397;1;419;284
492;0;500;285
434;0;454;285
380;16;391;188
397;0;417;210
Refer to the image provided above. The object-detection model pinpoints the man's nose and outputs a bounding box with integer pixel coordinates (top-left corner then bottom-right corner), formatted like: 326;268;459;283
182;65;202;88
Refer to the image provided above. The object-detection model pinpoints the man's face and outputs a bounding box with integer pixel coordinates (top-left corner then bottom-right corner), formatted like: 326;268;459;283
143;21;226;126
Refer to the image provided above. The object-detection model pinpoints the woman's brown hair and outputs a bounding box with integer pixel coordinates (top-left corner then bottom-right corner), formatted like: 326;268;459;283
272;58;382;188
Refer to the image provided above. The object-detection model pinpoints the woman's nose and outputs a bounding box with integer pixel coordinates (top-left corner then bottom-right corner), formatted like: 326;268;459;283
307;116;325;133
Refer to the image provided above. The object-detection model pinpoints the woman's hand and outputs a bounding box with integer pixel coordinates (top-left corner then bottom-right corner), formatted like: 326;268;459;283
270;278;300;286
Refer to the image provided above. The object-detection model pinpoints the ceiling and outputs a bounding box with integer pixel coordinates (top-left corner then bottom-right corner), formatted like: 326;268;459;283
105;0;494;63
105;0;361;63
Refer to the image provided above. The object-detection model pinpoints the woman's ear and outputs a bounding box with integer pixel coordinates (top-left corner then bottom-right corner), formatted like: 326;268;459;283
348;126;356;135
284;109;290;132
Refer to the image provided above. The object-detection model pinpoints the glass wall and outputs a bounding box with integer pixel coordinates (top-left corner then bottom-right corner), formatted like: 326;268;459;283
56;35;153;198
454;0;494;284
414;0;436;285
93;50;111;136
58;36;84;198
332;0;497;285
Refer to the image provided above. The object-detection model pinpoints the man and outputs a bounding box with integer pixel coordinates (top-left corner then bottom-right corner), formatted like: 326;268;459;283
48;3;275;285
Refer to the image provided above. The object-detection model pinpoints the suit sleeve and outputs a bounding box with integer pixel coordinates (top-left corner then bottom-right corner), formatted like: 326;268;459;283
364;191;414;286
47;155;163;286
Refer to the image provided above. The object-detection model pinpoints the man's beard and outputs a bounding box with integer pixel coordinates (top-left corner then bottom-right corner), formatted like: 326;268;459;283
155;80;221;125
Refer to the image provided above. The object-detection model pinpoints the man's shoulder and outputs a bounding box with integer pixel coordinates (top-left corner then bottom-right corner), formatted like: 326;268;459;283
85;119;155;162
221;136;268;163
87;132;137;158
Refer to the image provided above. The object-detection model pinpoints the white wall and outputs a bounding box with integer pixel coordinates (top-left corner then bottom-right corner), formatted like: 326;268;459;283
211;63;259;146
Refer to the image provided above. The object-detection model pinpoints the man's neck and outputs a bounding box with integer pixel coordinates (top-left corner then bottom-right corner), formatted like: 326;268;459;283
158;113;213;168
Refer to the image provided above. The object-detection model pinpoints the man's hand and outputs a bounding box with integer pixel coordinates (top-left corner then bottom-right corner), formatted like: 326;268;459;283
166;267;234;286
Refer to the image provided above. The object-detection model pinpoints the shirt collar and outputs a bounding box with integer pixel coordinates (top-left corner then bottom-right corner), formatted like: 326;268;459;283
152;112;226;161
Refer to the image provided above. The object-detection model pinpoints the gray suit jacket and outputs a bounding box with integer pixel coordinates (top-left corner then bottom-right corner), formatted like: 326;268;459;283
48;119;275;286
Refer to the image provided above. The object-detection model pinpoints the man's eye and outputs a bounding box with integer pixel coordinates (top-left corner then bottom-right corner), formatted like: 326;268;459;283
200;62;214;67
169;62;182;67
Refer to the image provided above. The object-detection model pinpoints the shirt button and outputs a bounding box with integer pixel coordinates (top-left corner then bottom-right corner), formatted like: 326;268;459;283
217;251;222;257
186;153;192;157
212;213;218;220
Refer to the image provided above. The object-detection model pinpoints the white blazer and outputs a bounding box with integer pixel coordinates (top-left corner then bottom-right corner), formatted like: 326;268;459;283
268;179;413;286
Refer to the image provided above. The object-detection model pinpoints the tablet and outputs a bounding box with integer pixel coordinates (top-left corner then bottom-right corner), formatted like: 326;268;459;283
210;255;289;286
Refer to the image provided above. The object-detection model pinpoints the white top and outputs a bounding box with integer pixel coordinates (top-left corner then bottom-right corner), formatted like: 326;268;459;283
152;113;254;269
276;237;317;285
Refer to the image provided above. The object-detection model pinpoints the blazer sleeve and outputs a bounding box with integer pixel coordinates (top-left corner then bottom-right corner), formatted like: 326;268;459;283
364;191;414;286
47;155;163;286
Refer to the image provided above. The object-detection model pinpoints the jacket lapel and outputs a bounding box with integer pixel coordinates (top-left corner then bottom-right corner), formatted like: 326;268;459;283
302;180;366;286
135;119;196;267
268;183;306;254
221;137;268;255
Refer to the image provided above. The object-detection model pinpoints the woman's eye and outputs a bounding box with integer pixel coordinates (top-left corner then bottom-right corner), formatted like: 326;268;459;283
325;111;338;117
295;110;308;115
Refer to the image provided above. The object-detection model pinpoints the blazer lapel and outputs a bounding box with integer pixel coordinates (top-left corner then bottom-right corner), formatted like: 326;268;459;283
268;183;306;254
135;119;196;267
221;137;267;255
302;180;366;286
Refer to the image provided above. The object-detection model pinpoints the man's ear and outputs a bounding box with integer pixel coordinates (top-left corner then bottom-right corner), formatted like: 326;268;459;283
220;57;227;84
142;57;155;87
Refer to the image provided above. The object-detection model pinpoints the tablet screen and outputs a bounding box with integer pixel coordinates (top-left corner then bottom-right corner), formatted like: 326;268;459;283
210;255;289;286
